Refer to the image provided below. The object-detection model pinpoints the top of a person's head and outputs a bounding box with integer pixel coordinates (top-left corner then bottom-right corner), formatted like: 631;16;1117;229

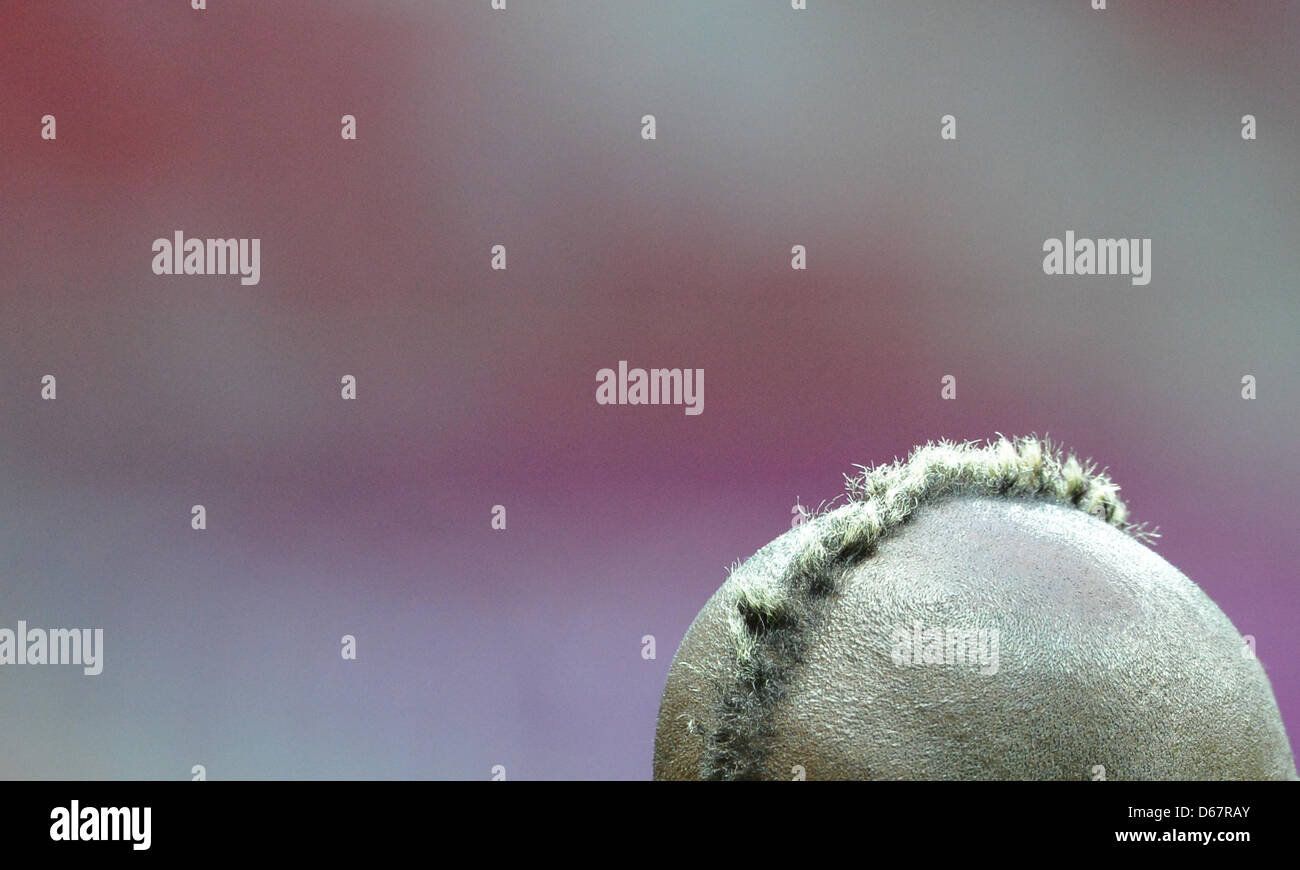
654;435;1297;780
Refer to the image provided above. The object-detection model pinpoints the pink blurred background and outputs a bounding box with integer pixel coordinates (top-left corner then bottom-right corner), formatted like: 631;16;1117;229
1;1;1297;778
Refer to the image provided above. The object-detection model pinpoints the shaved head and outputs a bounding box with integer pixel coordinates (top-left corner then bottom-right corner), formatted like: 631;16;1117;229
654;437;1297;780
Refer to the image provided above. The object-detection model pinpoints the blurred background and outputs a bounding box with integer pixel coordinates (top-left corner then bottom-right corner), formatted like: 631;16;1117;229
1;1;1296;779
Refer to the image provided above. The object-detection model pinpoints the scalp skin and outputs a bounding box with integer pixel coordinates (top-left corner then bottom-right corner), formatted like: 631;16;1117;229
654;497;1298;780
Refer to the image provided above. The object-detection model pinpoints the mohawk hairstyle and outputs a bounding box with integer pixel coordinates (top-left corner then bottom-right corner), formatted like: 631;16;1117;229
704;434;1158;780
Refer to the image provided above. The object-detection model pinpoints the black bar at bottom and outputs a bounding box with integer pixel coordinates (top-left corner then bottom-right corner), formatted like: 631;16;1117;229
3;781;1293;858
